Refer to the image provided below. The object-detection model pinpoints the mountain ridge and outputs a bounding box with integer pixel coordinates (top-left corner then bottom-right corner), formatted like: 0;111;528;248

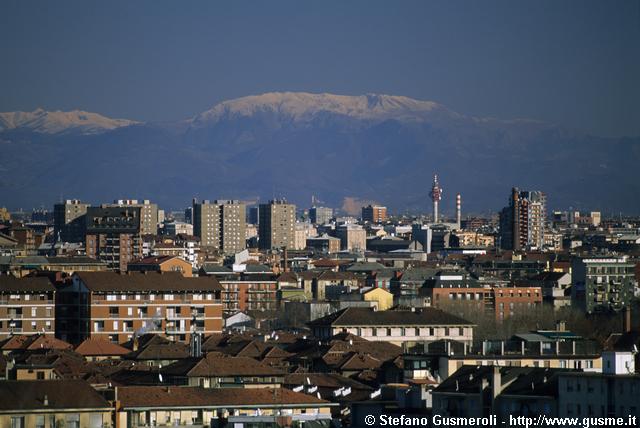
0;92;638;213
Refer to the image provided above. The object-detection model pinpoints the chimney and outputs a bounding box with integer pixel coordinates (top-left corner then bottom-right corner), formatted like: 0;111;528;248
133;336;139;352
43;394;48;406
456;193;461;229
623;306;632;333
556;320;566;332
283;247;288;273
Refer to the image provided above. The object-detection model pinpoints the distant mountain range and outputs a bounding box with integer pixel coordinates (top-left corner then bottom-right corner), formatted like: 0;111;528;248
1;92;638;214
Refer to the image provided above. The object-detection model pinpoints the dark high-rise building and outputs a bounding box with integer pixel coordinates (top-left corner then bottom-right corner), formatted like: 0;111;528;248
184;206;193;224
54;199;89;243
499;188;546;250
258;200;296;250
192;199;246;254
85;206;143;272
309;206;333;225
248;206;259;225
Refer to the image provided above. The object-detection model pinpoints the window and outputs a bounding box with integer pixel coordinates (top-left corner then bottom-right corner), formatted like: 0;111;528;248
66;414;80;428
37;371;45;380
35;415;45;428
31;307;37;317
127;307;133;316
10;416;24;428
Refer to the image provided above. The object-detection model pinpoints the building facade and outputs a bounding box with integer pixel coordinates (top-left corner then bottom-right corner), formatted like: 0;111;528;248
193;199;246;254
57;271;223;344
362;205;387;223
53;199;89;243
85;206;143;272
309;206;333;225
499;188;547;250
105;199;158;235
0;276;55;338
258;200;296;250
571;256;636;313
335;224;367;252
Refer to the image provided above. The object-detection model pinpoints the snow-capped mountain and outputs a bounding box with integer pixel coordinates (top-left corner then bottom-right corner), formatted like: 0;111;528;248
190;92;460;128
0;92;638;213
0;108;137;135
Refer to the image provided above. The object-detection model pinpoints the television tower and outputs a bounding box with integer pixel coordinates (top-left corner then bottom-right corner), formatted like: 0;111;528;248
429;174;442;223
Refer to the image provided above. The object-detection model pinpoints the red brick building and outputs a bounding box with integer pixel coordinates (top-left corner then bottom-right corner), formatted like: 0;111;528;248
57;271;223;344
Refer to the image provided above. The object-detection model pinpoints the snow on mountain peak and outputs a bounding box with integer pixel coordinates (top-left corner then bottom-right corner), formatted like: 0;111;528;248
0;109;138;135
191;92;459;127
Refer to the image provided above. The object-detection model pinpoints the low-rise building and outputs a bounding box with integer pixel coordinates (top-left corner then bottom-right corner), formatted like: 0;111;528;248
308;307;474;346
127;255;193;277
115;386;335;427
0;380;112;428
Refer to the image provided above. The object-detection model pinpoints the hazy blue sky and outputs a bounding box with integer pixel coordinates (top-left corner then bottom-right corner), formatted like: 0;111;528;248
1;0;638;137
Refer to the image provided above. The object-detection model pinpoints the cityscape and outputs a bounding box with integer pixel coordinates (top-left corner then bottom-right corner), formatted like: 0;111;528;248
1;1;639;428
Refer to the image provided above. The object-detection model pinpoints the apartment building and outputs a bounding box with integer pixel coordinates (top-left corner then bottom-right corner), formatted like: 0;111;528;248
127;255;193;277
571;256;636;313
258;200;296;250
218;276;278;316
0;380;112;428
85;206;143;272
362;205;387;223
105;199;159;235
53;199;89;243
57;271;223;344
499;188;547;250
335;224;367;252
308;307;474;346
421;272;543;320
309;206;333;225
0;276;56;338
115;386;334;427
193;199;246;254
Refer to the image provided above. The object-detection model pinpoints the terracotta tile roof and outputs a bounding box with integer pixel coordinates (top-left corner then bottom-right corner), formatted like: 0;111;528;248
128;255;182;265
75;271;222;292
318;271;359;281
0;276;55;293
75;338;130;357
339;353;383;371
163;354;285;377
126;342;190;361
117;386;331;408
284;373;373;391
308;307;473;327
277;272;299;283
1;334;72;352
0;380;111;410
